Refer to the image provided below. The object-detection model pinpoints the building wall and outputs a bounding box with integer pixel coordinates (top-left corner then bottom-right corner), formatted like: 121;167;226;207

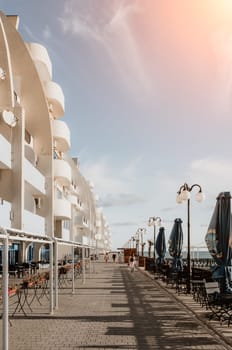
0;11;111;260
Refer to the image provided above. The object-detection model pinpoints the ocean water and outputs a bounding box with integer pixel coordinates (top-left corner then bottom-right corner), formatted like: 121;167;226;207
143;250;212;259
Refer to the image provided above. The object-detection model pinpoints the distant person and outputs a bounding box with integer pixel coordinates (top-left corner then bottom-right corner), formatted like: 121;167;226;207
129;255;135;272
104;253;109;263
112;253;116;263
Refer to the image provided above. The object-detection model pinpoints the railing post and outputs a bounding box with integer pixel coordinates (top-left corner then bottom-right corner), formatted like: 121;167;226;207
54;240;58;310
49;240;54;314
2;229;8;350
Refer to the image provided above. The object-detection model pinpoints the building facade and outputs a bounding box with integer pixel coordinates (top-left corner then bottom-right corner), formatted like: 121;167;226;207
0;12;111;263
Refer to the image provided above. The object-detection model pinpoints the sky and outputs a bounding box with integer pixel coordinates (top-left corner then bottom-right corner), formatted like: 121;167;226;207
1;0;232;251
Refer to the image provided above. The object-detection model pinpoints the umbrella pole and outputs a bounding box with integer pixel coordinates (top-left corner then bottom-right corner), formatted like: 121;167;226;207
153;224;156;261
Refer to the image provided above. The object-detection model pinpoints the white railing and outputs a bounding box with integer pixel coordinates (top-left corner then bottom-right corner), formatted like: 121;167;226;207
54;159;72;186
23;209;45;235
24;159;45;194
54;197;71;219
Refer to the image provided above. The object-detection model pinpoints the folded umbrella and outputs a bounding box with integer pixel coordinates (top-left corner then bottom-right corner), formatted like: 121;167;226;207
155;227;166;265
168;218;183;271
205;191;232;293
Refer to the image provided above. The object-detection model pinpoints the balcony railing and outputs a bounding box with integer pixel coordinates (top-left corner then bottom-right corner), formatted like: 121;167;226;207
26;42;52;81
54;197;71;220
53;119;70;152
44;81;64;118
23;209;45;236
54;159;71;187
24;159;45;195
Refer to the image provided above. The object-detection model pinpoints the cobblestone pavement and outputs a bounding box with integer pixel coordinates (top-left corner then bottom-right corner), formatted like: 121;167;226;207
1;262;232;350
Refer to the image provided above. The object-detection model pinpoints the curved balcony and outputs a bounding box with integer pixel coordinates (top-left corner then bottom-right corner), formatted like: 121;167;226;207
54;197;71;220
26;42;52;81
96;220;102;228
53;119;70;152
44;81;64;118
75;214;88;228
54;159;71;187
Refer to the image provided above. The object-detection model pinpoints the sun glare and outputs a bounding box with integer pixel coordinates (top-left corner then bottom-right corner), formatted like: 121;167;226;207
211;0;232;14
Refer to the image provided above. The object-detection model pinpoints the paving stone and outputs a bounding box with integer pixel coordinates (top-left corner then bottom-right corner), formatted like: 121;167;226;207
0;263;232;349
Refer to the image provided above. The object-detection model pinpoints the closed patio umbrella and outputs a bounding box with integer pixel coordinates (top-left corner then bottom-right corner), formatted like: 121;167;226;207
168;218;183;271
155;227;166;265
205;191;232;293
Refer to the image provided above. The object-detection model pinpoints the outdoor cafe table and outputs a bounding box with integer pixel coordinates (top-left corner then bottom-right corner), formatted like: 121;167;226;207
0;272;49;317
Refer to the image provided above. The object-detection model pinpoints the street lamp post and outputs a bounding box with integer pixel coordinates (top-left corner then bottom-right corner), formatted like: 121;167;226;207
135;236;139;256
148;217;162;261
176;182;205;293
136;228;146;256
147;240;153;258
131;236;135;249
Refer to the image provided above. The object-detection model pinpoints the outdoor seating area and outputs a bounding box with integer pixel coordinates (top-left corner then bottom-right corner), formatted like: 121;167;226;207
125;190;232;335
0;258;86;320
151;263;212;294
144;260;232;328
0;270;50;317
58;262;84;288
192;280;232;327
0;262;47;279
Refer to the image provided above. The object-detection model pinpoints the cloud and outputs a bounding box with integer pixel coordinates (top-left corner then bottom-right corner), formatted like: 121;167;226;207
99;193;146;208
161;207;177;212
150;157;232;207
210;25;232;114
43;25;51;39
23;24;39;41
80;154;144;196
111;221;140;227
58;0;151;95
80;156;126;195
23;23;51;42
189;157;232;196
80;154;148;208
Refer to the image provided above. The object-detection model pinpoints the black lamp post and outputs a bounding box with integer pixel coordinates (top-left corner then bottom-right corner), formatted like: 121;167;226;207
135;238;139;256
148;217;162;261
176;183;205;293
147;240;153;258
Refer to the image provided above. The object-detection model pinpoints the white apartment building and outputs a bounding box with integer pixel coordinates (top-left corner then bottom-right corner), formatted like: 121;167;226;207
0;11;111;263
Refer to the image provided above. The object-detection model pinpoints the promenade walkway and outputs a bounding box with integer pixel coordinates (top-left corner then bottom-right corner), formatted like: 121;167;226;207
1;262;232;350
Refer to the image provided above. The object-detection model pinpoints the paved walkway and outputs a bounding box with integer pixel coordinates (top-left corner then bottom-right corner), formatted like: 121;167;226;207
1;262;232;350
